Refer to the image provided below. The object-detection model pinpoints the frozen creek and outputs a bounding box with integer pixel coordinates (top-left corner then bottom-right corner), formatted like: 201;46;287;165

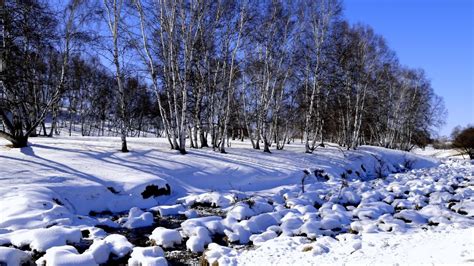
0;156;473;265
0;141;474;266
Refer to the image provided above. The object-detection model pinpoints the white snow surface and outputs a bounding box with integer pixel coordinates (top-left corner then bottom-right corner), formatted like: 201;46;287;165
0;137;473;265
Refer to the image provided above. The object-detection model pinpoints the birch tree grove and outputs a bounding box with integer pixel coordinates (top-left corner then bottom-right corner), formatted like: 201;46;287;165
103;0;129;152
0;0;446;153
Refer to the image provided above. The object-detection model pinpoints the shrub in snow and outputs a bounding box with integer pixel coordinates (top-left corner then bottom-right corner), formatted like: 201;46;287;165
103;234;133;257
149;227;182;248
0;247;30;265
452;126;474;159
128;246;167;266
122;207;154;229
36;245;98;266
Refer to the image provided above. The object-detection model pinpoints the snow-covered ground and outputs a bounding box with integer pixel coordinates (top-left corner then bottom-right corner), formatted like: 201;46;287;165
0;136;472;265
413;145;467;159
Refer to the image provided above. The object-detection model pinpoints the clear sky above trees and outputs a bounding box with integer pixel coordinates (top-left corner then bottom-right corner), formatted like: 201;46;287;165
344;0;474;137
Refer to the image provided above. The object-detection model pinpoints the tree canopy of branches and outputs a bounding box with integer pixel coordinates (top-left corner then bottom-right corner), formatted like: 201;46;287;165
0;0;446;153
452;126;474;159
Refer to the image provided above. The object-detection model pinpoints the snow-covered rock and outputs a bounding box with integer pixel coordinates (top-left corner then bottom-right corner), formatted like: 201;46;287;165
86;239;111;264
181;216;222;237
122;207;154;229
36;245;97;266
103;234;133;258
0;247;30;265
394;210;427;224
149;227;182;248
0;226;81;252
128;246;167;266
151;204;186;217
204;243;238;265
179;192;235;208
249;230;278;245
224;224;251;244
186;226;212;253
354;201;395;220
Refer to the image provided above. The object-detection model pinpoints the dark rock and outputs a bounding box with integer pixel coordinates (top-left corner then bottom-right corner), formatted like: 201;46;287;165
141;184;171;199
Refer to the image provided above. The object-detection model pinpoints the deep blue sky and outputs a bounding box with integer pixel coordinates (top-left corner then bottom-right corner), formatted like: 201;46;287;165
344;0;473;137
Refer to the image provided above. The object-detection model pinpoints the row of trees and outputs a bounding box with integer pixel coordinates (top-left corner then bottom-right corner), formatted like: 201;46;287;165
0;0;446;154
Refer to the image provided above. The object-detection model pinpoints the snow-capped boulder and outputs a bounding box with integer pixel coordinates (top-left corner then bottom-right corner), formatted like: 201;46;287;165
186;226;212;253
151;204;186;217
394;210;427;224
249;230;278;245
36;245;97;266
354;201;394;220
86;239;111;264
2;226;82;252
0;247;30;266
103;234;133;258
128;246;167;266
122;207;154;229
149;227;182;248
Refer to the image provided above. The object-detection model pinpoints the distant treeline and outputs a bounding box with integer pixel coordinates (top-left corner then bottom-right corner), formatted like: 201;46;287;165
0;0;445;153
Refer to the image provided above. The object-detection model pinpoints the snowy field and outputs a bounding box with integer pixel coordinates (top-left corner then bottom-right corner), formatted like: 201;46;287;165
0;137;473;265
